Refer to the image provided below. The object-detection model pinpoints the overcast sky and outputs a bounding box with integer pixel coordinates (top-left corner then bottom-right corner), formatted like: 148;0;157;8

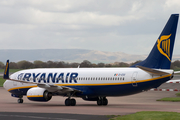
0;0;180;55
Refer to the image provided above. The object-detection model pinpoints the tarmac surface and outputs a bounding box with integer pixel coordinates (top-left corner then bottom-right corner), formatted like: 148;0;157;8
1;81;180;119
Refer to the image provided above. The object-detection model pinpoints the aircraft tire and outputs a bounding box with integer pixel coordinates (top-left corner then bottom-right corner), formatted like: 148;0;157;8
97;99;102;106
102;98;108;106
71;98;76;106
65;99;71;106
18;98;23;103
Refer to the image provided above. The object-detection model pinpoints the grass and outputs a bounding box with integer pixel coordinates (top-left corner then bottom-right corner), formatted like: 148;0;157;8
175;92;180;96
0;69;21;87
157;97;180;102
0;77;5;87
109;111;180;120
0;69;22;73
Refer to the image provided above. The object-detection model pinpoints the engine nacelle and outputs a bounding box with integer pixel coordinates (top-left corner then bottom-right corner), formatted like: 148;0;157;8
27;87;52;102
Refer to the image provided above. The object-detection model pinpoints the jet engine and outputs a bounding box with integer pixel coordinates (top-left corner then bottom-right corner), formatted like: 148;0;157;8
27;87;52;102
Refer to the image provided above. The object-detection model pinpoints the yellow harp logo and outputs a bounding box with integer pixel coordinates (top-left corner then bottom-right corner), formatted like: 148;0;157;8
157;34;171;61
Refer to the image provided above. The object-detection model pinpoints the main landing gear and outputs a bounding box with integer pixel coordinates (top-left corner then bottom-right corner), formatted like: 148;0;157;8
97;97;108;106
65;98;76;106
64;96;108;106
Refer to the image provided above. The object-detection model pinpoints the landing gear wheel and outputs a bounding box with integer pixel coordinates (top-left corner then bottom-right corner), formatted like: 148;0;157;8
97;97;108;106
102;98;108;106
18;98;23;103
65;98;76;106
65;99;71;106
97;99;102;106
71;98;76;106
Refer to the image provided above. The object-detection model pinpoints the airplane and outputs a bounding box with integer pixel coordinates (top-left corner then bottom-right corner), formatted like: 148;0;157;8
2;14;179;106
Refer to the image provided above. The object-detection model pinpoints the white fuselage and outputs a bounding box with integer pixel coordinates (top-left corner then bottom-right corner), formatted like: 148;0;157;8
3;67;173;97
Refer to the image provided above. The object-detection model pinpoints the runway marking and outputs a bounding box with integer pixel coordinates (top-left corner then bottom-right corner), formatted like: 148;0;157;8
0;114;77;120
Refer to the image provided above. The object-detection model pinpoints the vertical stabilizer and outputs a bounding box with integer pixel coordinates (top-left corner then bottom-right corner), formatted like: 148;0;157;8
131;14;179;69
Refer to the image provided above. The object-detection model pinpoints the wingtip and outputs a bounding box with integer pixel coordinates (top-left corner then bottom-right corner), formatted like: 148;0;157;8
3;60;9;79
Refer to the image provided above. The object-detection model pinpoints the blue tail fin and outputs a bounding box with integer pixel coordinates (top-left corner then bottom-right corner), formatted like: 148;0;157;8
131;14;179;69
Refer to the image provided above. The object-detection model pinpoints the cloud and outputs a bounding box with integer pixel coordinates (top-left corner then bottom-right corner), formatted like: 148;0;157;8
0;0;180;56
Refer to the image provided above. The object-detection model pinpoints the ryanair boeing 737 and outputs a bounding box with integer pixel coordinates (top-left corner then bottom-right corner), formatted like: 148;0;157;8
2;14;179;106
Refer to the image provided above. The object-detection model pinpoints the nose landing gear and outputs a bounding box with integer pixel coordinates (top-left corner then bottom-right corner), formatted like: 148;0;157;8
17;95;23;103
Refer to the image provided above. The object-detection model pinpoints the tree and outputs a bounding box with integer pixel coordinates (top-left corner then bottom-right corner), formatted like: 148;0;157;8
0;61;4;69
34;60;47;68
17;60;33;69
80;60;92;68
118;62;129;67
9;62;19;69
130;60;142;66
97;63;105;67
171;60;180;69
105;64;112;67
46;61;56;68
70;62;79;68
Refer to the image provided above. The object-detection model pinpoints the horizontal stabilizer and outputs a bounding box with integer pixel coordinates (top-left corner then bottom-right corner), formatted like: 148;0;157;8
166;80;180;83
150;88;179;91
137;65;169;75
174;71;180;74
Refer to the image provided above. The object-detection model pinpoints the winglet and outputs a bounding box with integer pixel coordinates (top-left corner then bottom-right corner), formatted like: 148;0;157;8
3;60;9;79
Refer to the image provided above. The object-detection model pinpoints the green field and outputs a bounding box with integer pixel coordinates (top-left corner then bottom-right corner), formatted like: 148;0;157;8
175;92;180;96
0;69;21;87
157;97;180;102
109;111;180;120
0;77;5;87
0;69;22;73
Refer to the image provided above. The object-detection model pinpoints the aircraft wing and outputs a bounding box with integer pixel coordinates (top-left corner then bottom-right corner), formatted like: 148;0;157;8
3;60;82;93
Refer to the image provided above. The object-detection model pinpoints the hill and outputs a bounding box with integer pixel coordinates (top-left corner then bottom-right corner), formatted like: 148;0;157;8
0;49;179;63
